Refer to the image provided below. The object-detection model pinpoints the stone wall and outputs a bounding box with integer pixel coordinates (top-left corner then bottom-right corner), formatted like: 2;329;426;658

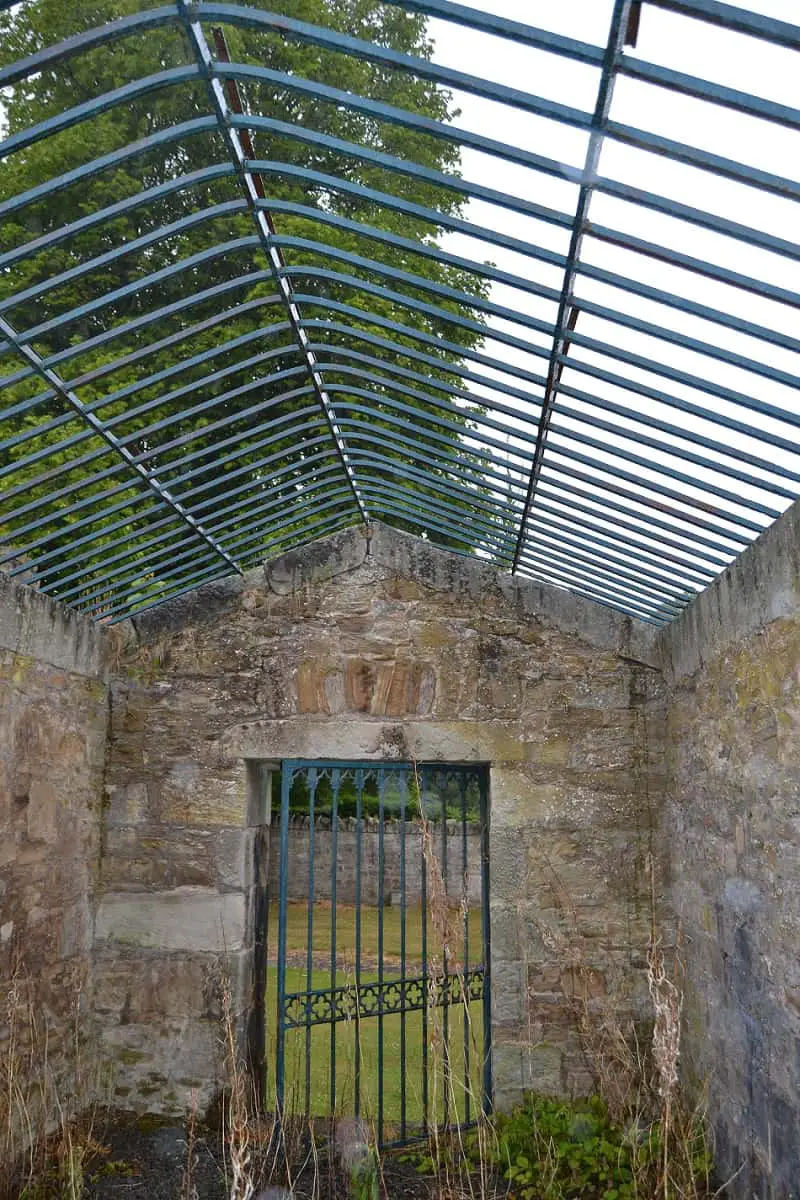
658;499;800;1198
274;816;483;906
103;521;664;1114
0;572;108;1148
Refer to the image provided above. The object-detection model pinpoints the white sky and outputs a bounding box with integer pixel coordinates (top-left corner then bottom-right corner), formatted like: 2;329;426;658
417;0;800;614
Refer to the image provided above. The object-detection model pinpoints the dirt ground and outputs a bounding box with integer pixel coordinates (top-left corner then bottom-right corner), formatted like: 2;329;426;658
74;1113;467;1200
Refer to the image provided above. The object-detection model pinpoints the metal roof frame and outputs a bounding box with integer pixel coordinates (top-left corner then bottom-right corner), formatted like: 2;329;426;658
0;0;798;623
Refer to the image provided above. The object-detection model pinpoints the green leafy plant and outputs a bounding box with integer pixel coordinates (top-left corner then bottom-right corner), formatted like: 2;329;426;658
490;1094;650;1200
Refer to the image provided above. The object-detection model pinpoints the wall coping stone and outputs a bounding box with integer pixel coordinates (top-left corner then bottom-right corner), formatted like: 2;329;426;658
123;521;660;667
657;494;800;683
0;569;107;677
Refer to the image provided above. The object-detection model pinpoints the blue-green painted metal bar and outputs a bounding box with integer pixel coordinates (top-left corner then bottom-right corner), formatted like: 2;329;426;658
302;307;800;474
0;116;217;221
48;521;200;603
100;562;235;624
219;492;357;560
377;770;386;1144
345;443;722;585
246;109;800;273
0;200;247;319
540;453;748;554
232;82;800;283
532;0;681;566
399;773;408;1142
479;774;492;1112
0;315;242;577
180;440;336;509
533;480;727;573
353;470;516;558
202;474;350;546
440;774;450;1128
537;463;743;561
201;6;800;202
10;499;172;585
42;272;276;374
338;406;736;564
314;360;540;450
313;344;798;507
16;236;260;348
6;486;164;570
73;538;222;615
329;768;341;1116
316;335;800;501
377;0;605;64
47;462;341;600
358;477;685;607
308;343;542;429
3;335;300;458
1;297;287;433
177;7;369;528
305;767;317;1123
2;377;313;537
195;461;343;531
354;770;363;1119
234;513;357;577
648;0;800;48
460;773;470;1126
0;7;179;87
364;493;667;618
293;271;800;454
527;499;715;586
94;551;232;622
325;382;774;531
267;196;800;396
0;66;199;161
513;545;682;621
0;162;234;275
159;409;324;491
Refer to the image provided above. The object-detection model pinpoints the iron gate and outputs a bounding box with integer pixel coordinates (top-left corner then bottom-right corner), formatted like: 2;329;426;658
272;760;491;1146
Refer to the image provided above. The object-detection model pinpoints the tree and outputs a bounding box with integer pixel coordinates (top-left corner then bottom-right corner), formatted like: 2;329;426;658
0;0;495;611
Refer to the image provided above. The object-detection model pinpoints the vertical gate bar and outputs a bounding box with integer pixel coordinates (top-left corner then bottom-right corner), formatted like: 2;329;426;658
480;770;493;1115
399;772;408;1144
461;772;470;1126
420;768;429;1134
305;767;317;1123
440;772;450;1129
275;763;292;1120
354;767;363;1119
377;769;386;1145
330;768;340;1119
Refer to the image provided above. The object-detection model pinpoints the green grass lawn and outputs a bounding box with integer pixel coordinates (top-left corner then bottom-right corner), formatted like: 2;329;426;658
264;901;488;1137
276;901;484;976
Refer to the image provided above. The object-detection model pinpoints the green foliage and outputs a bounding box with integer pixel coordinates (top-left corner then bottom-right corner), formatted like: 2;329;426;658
0;0;496;608
489;1094;647;1199
461;1094;712;1200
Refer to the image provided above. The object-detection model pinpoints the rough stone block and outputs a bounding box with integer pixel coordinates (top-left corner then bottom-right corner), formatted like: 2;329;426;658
95;888;246;952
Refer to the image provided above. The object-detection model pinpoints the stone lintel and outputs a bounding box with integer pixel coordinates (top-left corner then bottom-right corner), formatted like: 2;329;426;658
223;716;526;765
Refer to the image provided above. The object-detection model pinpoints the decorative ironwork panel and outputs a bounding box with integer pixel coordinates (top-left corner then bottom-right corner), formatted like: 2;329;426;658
282;966;486;1030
